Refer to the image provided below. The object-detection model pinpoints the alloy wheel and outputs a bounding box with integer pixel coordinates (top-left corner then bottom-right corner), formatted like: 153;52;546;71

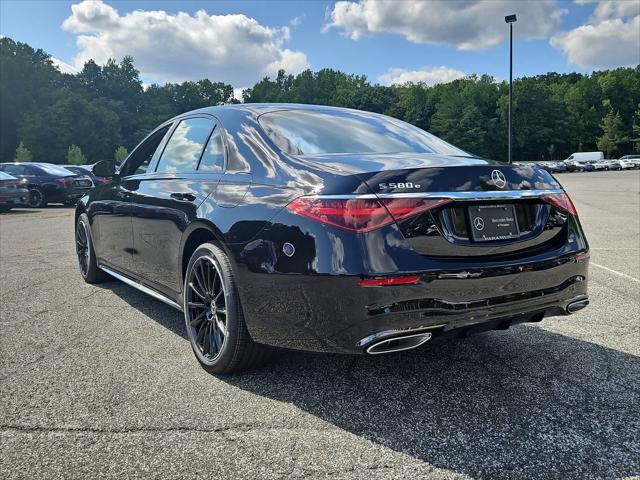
75;220;90;277
186;256;228;364
28;189;43;208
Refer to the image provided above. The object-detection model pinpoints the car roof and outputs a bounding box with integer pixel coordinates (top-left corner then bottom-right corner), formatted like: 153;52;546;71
184;103;382;121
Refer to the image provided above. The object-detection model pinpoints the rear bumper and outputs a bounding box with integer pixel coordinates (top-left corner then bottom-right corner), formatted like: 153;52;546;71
0;188;28;206
48;187;92;203
237;252;589;354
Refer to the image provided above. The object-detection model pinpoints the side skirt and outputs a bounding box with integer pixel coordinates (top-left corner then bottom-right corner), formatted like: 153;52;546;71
99;265;183;311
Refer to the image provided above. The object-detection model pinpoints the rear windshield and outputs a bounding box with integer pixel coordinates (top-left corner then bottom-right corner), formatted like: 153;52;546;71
36;164;75;175
64;166;89;174
259;109;470;156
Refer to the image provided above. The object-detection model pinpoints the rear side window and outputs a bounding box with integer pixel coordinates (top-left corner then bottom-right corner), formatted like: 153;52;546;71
156;118;213;173
198;126;225;172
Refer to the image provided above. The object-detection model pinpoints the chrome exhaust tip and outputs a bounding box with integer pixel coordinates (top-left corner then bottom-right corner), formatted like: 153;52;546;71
366;332;432;355
567;299;589;313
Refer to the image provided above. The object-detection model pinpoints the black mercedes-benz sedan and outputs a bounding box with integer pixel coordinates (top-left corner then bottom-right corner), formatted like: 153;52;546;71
75;104;589;373
0;162;93;207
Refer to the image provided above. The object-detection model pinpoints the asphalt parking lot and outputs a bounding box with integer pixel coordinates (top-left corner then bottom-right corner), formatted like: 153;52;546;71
1;170;638;479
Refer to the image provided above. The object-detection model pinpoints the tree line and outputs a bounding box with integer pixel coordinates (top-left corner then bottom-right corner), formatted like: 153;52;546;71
1;36;638;165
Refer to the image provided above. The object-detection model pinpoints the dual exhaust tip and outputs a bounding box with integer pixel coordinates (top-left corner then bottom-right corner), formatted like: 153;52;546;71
366;299;589;354
366;332;432;355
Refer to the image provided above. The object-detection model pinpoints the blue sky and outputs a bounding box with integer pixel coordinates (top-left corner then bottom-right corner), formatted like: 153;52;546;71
1;1;638;91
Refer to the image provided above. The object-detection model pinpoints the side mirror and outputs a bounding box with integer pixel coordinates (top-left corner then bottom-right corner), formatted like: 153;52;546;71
93;160;118;178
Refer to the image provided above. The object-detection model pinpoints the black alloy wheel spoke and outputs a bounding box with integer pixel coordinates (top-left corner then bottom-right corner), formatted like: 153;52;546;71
193;266;207;297
189;282;207;301
190;311;206;327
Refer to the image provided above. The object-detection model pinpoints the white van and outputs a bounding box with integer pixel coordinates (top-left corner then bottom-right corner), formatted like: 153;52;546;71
565;152;604;162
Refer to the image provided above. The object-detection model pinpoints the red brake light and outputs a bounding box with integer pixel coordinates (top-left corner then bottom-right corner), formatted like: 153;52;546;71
55;177;74;186
542;192;578;216
358;275;422;286
287;197;450;233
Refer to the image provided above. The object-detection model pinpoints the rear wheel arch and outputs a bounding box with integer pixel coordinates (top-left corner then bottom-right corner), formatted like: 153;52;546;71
180;222;228;291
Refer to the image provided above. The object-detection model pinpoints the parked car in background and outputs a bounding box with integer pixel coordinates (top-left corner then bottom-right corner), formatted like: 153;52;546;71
63;165;109;185
75;104;589;373
604;160;623;170
618;155;640;169
0;163;93;207
538;161;567;173
0;171;28;212
563;159;585;172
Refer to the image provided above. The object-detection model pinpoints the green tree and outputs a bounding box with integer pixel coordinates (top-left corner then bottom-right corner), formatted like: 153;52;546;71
20;93;122;163
14;141;33;162
66;144;87;165
597;108;628;158
632;104;640;153
0;37;63;161
114;146;128;164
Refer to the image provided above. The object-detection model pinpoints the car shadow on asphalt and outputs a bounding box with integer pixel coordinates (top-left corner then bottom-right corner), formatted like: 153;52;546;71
102;281;639;479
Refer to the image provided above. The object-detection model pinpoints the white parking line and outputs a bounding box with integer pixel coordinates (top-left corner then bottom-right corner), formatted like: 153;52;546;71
591;262;640;283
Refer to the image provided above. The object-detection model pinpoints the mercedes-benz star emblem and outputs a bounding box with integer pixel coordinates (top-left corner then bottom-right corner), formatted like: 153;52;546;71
473;217;485;231
491;169;507;189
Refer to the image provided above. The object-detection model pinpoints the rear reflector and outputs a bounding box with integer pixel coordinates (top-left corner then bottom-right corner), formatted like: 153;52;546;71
541;192;578;216
358;275;421;287
287;197;451;233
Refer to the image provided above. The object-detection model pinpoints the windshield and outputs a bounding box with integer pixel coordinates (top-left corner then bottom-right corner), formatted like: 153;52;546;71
36;164;75;175
259;109;470;156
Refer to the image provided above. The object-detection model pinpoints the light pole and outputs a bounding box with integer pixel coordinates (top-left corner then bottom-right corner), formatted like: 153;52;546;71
505;14;517;164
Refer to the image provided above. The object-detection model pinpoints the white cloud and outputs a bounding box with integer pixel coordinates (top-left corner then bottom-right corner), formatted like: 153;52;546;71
324;0;566;51
575;0;640;21
551;1;639;69
233;88;245;102
51;57;78;74
62;0;309;86
379;66;465;86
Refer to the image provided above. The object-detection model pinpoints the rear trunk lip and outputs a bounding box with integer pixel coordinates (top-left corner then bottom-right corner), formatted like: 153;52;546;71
303;188;564;200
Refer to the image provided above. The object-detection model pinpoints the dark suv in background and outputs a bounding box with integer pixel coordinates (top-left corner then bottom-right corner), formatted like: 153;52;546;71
0;163;92;207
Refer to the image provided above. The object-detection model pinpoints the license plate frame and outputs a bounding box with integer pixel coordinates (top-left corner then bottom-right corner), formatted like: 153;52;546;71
468;204;520;242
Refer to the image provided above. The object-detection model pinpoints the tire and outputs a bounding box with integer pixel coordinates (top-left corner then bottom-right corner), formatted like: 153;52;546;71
183;242;271;374
75;213;108;283
27;187;47;208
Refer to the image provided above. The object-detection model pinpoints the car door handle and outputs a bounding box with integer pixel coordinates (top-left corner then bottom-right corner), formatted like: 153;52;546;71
170;192;196;202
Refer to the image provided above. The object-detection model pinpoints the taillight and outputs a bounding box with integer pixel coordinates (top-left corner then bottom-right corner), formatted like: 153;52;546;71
542;192;578;216
55;177;74;186
286;197;451;233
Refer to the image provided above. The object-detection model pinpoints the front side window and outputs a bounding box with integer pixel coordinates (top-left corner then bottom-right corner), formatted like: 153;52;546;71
156;118;213;174
259;109;470;157
198;126;225;172
121;124;172;177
